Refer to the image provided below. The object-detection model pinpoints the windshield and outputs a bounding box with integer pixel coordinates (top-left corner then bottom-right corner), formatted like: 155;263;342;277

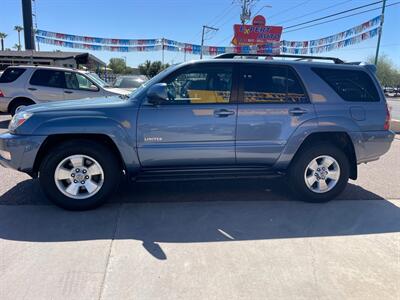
85;73;111;88
114;77;147;89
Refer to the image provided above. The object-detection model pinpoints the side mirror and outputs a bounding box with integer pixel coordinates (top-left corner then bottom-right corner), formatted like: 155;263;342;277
147;83;168;105
89;84;99;91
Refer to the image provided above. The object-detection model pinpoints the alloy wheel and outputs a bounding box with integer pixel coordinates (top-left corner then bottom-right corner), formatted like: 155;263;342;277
54;154;104;199
304;155;341;194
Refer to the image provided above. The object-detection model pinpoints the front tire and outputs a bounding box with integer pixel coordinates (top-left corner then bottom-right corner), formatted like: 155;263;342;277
9;99;35;116
288;143;350;203
39;140;121;210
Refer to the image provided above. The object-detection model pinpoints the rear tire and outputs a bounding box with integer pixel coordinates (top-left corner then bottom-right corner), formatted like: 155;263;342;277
288;143;349;203
39;140;121;210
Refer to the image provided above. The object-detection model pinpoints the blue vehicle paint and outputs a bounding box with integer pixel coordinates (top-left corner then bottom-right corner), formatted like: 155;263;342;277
0;57;395;208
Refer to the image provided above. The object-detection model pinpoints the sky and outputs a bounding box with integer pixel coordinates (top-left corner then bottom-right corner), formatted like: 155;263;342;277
1;0;399;67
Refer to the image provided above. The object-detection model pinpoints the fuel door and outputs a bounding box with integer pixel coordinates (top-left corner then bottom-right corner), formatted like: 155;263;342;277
349;106;366;121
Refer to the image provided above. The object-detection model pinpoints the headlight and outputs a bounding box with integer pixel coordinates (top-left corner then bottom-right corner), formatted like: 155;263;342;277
8;112;33;132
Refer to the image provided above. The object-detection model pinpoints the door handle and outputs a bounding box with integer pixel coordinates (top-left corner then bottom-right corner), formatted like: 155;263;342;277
289;108;308;116
28;87;37;91
214;109;235;117
64;90;73;94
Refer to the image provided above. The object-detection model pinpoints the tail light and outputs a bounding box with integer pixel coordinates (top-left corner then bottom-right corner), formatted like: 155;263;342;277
384;104;391;130
0;89;4;97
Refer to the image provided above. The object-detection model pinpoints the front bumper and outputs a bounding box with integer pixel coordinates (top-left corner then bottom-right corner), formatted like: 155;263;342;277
0;133;46;175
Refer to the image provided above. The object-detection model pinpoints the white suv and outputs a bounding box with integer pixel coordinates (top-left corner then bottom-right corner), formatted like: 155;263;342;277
0;66;130;115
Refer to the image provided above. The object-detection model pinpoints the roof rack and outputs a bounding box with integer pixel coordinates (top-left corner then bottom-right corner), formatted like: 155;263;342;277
214;53;344;64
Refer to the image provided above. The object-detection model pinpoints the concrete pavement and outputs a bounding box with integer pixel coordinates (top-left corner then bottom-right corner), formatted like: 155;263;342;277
0;200;399;300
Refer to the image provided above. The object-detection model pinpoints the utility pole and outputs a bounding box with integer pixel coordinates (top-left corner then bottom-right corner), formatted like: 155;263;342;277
240;0;252;24
374;0;386;65
235;0;260;24
200;25;218;59
161;38;165;64
21;0;35;50
32;0;39;51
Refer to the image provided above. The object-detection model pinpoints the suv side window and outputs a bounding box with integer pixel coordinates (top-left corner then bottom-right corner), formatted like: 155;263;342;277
312;68;380;102
0;68;26;83
163;65;233;104
65;72;99;91
29;69;65;88
241;65;308;104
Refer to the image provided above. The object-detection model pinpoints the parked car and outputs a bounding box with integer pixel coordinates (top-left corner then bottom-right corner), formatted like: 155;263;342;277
384;87;395;97
0;54;394;210
394;87;400;97
0;65;130;115
112;75;148;92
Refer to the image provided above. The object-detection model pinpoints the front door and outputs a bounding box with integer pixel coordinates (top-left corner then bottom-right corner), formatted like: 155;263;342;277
236;63;316;166
63;71;101;100
137;63;237;168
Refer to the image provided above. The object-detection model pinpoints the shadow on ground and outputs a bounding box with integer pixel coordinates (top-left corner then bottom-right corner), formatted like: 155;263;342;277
0;193;398;260
0;177;386;206
0;119;10;129
1;177;398;259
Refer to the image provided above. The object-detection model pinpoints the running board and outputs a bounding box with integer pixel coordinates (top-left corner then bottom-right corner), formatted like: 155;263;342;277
132;167;285;183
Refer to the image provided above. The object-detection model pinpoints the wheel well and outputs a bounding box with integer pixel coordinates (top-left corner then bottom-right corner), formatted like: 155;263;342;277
8;97;35;113
32;134;126;177
294;132;358;180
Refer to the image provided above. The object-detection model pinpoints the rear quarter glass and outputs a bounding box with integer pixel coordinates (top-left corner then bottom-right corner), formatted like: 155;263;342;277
0;68;26;83
311;67;380;102
311;66;387;131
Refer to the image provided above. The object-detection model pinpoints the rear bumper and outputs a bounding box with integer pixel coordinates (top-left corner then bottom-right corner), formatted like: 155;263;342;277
350;130;395;164
0;133;46;175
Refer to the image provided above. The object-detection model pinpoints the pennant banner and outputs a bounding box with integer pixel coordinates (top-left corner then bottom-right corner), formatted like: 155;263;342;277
309;15;381;47
281;15;381;53
36;36;162;52
281;47;308;54
36;29;160;46
309;27;380;54
36;16;381;55
36;36;281;55
281;40;309;48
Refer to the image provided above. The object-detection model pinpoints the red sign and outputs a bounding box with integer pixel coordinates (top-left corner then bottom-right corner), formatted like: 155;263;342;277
252;15;266;26
231;15;282;46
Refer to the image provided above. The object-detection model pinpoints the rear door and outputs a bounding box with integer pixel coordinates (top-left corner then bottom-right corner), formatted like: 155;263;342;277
236;63;316;166
137;63;238;167
28;69;65;102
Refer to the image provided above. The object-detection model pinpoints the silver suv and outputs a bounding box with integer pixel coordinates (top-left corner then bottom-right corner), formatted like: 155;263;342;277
0;65;130;115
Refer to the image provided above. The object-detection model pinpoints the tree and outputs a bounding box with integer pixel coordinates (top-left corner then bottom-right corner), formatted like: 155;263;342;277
367;54;400;87
108;58;127;74
138;60;152;77
107;58;140;75
139;60;170;78
14;26;23;51
0;32;7;51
